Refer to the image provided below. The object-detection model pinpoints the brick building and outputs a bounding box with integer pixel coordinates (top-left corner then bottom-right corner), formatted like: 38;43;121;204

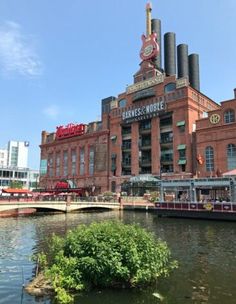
196;90;236;178
39;3;236;194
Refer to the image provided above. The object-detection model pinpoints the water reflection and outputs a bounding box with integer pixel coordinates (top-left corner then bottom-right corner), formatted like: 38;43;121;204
0;211;236;304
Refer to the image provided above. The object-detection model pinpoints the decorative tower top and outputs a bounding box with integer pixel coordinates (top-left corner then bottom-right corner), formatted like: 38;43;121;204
146;2;152;37
140;2;159;61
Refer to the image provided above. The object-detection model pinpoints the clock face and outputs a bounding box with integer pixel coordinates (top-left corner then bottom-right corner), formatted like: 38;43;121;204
210;113;221;124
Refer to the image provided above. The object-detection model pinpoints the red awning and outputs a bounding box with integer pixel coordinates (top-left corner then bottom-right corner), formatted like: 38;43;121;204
223;169;236;176
2;188;31;194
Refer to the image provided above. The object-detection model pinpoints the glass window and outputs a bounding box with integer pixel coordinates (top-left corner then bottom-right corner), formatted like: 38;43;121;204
56;153;60;177
40;159;47;176
139;119;151;131
224;109;235;124
164;83;176;93
80;148;85;175
63;151;68;176
122;125;131;135
48;154;53;177
205;146;214;172
89;147;95;175
119;99;127;108
71;149;77;176
227;144;236;170
179;149;186;160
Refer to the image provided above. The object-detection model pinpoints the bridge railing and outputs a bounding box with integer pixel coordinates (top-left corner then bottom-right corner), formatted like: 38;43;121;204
0;195;119;204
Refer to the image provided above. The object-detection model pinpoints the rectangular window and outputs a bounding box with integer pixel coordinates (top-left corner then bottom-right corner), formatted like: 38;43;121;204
63;151;68;176
40;159;47;176
179;149;186;160
48;154;53;177
80;148;85;175
56;153;60;177
89;147;95;175
71;149;77;176
11;146;18;166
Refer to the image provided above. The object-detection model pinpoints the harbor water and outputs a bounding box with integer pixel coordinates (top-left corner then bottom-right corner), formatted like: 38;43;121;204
0;210;235;303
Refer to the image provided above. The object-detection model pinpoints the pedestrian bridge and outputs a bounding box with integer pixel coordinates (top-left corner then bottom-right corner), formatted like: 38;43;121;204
0;200;120;213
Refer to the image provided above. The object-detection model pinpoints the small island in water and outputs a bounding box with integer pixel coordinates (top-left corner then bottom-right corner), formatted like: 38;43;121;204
25;221;177;303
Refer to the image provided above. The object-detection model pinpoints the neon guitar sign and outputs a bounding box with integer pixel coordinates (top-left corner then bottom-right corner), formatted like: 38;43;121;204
140;2;159;61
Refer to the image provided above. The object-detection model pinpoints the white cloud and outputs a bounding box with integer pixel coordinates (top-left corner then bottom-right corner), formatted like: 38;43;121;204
43;105;60;120
0;21;42;77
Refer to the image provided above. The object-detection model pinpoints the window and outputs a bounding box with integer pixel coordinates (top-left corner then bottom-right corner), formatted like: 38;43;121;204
63;151;68;176
205;146;214;172
227;144;236;170
71;149;77;175
111;154;117;175
48;154;53;177
56;152;60;177
224;109;235;124
122;125;131;135
164;83;176;93
79;148;85;175
11;146;18;167
179;149;186;160
119;99;127;108
89;146;95;175
139;119;151;131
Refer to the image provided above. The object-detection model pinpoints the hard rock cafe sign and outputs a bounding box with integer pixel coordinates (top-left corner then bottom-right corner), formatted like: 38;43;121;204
140;3;159;61
55;123;86;140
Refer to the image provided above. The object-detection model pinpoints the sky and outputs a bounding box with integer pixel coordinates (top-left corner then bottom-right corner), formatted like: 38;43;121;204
0;0;235;170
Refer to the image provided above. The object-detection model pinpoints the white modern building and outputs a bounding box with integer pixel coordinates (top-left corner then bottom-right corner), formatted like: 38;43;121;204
0;141;39;190
7;141;29;168
0;148;8;167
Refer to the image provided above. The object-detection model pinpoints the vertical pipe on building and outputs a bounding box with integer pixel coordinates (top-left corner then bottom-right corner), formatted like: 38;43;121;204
177;44;189;78
164;32;176;76
151;18;162;69
189;53;200;91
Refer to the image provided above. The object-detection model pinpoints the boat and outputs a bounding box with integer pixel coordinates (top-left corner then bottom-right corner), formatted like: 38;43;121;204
155;201;236;221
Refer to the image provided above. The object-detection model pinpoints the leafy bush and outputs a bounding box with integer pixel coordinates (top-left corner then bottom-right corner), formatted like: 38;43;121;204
149;191;160;202
40;221;177;303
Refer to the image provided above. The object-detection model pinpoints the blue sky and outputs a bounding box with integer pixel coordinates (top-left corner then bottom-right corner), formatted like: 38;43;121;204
0;0;235;169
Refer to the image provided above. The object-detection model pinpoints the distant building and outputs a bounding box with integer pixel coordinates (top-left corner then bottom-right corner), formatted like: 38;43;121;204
7;141;29;168
0;148;7;167
39;3;236;195
0;140;39;190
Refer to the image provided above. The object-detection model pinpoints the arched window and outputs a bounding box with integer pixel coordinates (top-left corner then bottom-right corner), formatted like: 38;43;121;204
227;144;236;170
205;146;214;172
224;109;235;123
119;99;127;108
164;83;176;93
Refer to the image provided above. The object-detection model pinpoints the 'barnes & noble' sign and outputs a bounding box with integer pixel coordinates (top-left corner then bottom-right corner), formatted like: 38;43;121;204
122;100;165;123
56;123;86;140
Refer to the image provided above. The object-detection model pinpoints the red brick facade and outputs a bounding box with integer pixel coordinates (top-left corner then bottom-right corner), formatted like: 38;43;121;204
39;3;236;194
196;97;236;177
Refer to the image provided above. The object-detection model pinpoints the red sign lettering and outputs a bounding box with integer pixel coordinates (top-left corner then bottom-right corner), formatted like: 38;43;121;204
55;123;86;139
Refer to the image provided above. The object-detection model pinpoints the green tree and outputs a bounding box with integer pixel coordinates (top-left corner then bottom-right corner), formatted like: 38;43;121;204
9;180;23;189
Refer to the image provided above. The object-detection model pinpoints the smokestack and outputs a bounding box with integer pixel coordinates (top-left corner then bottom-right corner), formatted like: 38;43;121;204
151;18;162;69
164;32;176;76
177;44;189;78
234;88;236;99
189;53;200;91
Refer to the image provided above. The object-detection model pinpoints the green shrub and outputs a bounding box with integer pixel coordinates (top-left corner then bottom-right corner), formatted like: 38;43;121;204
41;221;177;303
